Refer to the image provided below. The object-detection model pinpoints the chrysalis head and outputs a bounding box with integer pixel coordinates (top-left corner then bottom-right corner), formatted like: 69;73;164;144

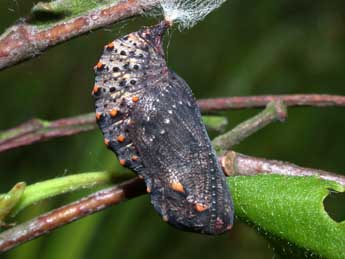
138;20;171;57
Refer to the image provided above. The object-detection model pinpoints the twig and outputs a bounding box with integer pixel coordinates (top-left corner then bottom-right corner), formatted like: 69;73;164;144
1;152;344;252
212;101;287;153
0;114;96;152
0;177;146;252
0;113;223;153
1;95;343;153
221;151;345;186
197;94;345;111
0;0;159;70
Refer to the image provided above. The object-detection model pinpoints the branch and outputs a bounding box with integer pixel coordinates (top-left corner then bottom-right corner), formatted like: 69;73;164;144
0;114;96;152
197;94;345;111
221;151;345;186
0;0;159;70
0;113;224;153
212;101;287;153
1;95;343;153
0;177;146;252
1;152;344;252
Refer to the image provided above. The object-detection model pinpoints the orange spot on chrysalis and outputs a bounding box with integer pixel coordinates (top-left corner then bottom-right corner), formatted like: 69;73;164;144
106;42;114;50
171;181;185;193
95;62;104;70
132;96;139;103
96;112;102;120
146;187;151;193
92;85;100;95
104;138;110;146
109;109;118;117
117;135;125;143
131;155;139;161
195;203;208;212
119;159;126;166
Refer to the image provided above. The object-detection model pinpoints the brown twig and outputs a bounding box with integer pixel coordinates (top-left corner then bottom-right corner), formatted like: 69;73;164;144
0;114;95;152
0;0;159;70
0;177;146;252
221;151;345;186
1;152;343;252
197;94;345;111
1;95;343;153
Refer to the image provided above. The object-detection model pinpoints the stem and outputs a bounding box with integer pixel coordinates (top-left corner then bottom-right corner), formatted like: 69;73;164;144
0;178;146;252
0;0;159;70
221;151;345;186
212;101;287;154
0;183;26;224
198;94;345;111
202;115;228;133
0;113;96;153
10;172;134;216
0;113;224;153
1;95;343;153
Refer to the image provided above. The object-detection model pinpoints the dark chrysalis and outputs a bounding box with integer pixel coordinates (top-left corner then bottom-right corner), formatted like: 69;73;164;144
92;21;234;235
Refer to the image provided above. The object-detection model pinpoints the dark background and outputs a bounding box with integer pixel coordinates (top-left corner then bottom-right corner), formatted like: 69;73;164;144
0;0;344;258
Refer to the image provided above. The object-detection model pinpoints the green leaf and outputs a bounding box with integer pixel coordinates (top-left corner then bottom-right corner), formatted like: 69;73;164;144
30;0;119;27
32;0;116;17
228;175;345;259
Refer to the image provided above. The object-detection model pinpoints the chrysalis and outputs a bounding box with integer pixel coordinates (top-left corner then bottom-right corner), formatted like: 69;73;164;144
92;21;234;234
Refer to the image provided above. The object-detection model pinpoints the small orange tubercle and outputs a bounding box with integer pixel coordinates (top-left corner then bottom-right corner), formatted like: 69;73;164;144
131;155;139;161
109;109;118;117
119;159;126;166
95;62;104;70
194;203;208;213
117;135;125;143
106;42;114;50
162;215;169;222
104;138;110;146
92;85;100;94
132;96;139;103
146;187;151;193
96;112;102;120
171;181;185;193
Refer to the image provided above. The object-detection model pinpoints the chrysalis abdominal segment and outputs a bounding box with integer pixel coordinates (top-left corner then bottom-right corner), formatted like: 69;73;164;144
93;21;234;235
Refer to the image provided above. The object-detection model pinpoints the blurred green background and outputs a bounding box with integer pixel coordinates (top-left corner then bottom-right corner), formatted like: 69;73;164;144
0;0;344;258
